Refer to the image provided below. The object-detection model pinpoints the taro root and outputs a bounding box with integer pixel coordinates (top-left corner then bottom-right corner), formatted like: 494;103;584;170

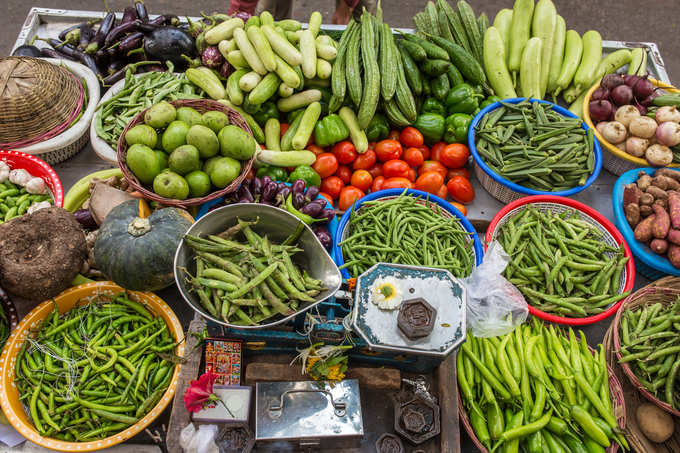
0;208;87;300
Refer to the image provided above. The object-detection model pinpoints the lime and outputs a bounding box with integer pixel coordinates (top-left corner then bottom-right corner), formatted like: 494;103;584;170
168;144;201;175
185;170;212;198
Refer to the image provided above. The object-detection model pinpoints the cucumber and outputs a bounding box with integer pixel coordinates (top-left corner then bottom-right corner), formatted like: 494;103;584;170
300;29;317;79
328;94;343;113
457;0;483;63
520;37;542;99
247;26;277;72
547;15;567;95
261;24;303;67
292;102;322;150
346;26;363;106
447;65;464;87
403;33;449;61
205;18;244;45
431;74;450;101
483;27;516;99
421;59;452;76
507;0;535;73
277;89;323;112
380;23;397;102
259;11;274;27
399;44;423;96
554;30;583;96
383;98;411;127
256;149;316;167
293;65;305;89
358;13;380;129
399;39;427;62
280;110;304;150
248;73;280;105
531;0;557;98
428;35;487;86
285;30;300;44
233;27;267;75
308;11;323;38
218;39;236;59
422;78;431;96
279;83;294;98
245;16;260;30
239;71;262;92
226;69;249;105
273;55;300;88
628;47;647;76
331;20;357;100
394;49;417;122
226;50;249;69
316;43;337;61
219;100;265;143
264;118;281;150
492;9;513;58
339;107;368;153
573;30;602;92
316;59;332;79
277;20;302;32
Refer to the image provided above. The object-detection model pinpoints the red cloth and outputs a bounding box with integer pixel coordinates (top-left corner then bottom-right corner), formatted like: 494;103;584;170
227;0;259;15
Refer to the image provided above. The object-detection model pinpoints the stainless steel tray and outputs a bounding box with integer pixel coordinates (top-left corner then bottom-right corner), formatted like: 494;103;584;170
11;8;673;85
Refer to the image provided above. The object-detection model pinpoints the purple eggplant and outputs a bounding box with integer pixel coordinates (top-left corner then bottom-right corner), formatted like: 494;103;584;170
40;47;75;60
201;46;224;69
144;26;196;66
237;185;254;203
46;38;100;75
218;61;234;79
300;199;325;217
186;17;204;38
293;192;305;209
275;187;291;206
250;177;263;195
233;11;252;22
312;226;332;248
121;6;138;24
120;32;144;53
63;28;81;46
101;60;159;86
291;179;306;197
276;182;288;191
262;181;278;202
262;176;272;188
86;12;115;54
135;0;149;22
12;45;42;57
78;24;95;50
107;59;126;74
105;19;142;47
139;15;178;32
74;209;98;229
317;208;336;223
305;186;320;203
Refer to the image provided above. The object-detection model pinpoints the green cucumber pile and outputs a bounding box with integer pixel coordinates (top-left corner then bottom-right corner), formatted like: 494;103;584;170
15;293;178;442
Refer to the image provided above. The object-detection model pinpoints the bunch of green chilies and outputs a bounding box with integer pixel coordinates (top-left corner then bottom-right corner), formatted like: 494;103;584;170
459;320;628;453
497;206;630;318
618;297;680;409
339;192;474;277
183;218;325;326
15;293;177;442
475;101;596;192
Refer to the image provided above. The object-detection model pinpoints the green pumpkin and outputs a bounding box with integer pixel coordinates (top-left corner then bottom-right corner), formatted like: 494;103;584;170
94;199;193;291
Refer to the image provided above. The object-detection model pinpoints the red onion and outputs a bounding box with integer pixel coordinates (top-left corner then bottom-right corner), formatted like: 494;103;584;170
601;74;625;90
633;77;655;99
591;87;610;101
589;100;614;122
611;85;634;106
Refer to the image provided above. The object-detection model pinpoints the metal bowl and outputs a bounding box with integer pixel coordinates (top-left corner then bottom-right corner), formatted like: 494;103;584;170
174;203;342;329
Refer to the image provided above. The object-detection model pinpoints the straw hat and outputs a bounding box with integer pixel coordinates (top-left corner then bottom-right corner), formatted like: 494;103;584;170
0;57;81;143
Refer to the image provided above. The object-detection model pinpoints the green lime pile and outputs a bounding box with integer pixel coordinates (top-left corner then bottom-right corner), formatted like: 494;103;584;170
124;102;257;200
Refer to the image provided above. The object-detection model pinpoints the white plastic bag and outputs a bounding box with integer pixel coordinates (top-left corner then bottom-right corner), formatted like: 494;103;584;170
463;240;528;337
182;423;219;453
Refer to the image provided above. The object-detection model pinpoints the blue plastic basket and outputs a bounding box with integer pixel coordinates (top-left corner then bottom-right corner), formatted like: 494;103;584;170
468;98;603;204
196;186;339;262
612;167;680;279
332;188;484;280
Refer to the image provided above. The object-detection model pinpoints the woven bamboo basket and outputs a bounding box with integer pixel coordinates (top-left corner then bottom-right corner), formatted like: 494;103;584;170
458;330;628;453
117;99;255;208
612;279;680;417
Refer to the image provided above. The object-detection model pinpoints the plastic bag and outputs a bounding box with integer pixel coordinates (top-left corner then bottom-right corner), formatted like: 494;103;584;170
182;423;219;453
463;240;528;337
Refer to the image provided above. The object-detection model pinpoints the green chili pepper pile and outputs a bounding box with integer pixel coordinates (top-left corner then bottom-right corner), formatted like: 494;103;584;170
497;206;630;318
15;293;178;442
0;180;52;223
182;218;325;326
458;320;628;453
618;297;680;410
95;68;204;148
475;100;596;191
339;192;474;278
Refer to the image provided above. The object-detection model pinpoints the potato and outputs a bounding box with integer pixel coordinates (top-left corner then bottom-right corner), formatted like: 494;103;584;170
636;403;675;443
646;185;669;201
640;205;653;217
637;172;653;191
624;204;640;228
639;192;654;205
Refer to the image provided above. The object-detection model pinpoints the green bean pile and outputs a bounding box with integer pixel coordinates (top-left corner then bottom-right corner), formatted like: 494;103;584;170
339;193;474;277
95;70;204;148
0;181;52;223
475;100;596;191
619;297;680;409
497;206;630;318
182;218;325;326
15;293;178;442
458;320;628;453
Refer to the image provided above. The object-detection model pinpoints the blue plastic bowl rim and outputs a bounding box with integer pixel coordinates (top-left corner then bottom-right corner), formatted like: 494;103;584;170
332;188;485;279
467;97;603;196
612;167;680;276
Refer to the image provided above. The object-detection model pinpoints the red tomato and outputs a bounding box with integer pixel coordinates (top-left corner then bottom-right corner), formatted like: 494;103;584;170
367;163;383;178
339;186;365;211
312;153;339;179
332;141;357;164
334;165;352;184
403;147;424;168
382;177;414;190
400;127;424;148
406;168;416;182
419;160;447;179
415;171;445;194
367;141;376;151
352;149;377;170
382;159;410;179
321;176;344;199
418;144;430;161
371;175;385;192
307;144;324;156
375;139;403;162
430;142;447;162
439;143;470;169
319;192;335;205
350;170;373;192
387;130;400;141
436;184;448;200
451;201;467;215
447;176;475;203
447;167;471;179
280;123;289;137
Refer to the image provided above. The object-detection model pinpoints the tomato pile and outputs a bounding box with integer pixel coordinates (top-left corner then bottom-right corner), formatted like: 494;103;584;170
311;127;475;213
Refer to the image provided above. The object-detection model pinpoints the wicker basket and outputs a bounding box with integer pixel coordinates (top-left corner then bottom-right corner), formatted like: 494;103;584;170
611;281;680;417
458;331;628;453
117;99;255;208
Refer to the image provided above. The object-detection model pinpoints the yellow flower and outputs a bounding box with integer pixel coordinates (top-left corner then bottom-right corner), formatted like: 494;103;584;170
305;356;320;374
327;364;345;381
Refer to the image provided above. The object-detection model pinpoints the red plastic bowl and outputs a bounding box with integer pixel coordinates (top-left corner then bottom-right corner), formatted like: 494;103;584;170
0;150;63;207
485;195;635;325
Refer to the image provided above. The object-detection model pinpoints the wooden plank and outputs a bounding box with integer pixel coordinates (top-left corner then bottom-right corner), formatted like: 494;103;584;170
245;362;401;390
165;313;207;453
437;353;460;453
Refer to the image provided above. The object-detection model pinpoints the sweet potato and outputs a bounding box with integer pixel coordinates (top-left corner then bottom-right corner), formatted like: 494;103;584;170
646;186;669;201
668;229;680;245
635;214;656;242
668;244;680;268
655;168;680;182
669;192;680;229
637;172;653;191
623;184;642;208
655;175;680;190
654;198;668;209
652;204;671;239
640;205;653;217
625;204;641;228
640;193;654;205
650;238;669;254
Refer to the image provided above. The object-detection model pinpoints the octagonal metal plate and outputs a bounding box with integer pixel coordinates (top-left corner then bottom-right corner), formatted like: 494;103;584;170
352;263;466;358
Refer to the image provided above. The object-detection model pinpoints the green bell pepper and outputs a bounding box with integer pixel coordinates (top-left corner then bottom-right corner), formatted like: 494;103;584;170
444;113;472;144
253;101;280;126
288;165;321;188
257;165;289;182
414;113;445;145
480;96;501;109
365;114;390;142
314;113;349;147
422;97;446;116
446;83;483;115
